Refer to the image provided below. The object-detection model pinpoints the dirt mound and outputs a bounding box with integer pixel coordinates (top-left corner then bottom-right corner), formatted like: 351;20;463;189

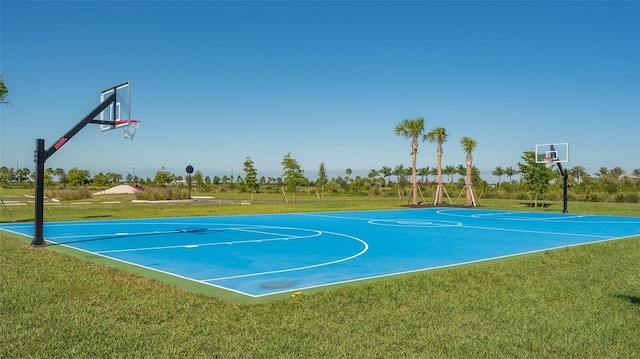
94;184;140;195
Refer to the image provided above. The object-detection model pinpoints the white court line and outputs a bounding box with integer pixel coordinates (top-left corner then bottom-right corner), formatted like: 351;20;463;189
256;233;640;298
435;209;640;225
458;224;612;239
202;231;369;282
43;224;370;298
42;223;291;241
96;230;321;254
292;212;375;221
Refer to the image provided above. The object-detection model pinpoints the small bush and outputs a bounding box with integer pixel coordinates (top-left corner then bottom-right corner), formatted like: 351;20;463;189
135;186;190;201
46;188;92;200
614;192;639;203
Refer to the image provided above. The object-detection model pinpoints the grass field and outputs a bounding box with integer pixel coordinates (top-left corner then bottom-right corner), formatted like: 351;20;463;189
1;197;639;357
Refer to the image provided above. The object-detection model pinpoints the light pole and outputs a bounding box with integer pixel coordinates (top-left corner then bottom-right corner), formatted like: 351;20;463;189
186;164;194;199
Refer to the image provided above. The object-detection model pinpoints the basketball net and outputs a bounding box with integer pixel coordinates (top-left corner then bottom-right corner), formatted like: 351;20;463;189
123;120;140;140
544;157;555;168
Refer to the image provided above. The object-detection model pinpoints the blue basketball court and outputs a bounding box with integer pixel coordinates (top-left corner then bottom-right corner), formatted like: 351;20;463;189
2;208;639;300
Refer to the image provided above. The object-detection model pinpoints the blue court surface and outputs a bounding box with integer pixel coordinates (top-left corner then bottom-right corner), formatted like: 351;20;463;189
2;208;639;299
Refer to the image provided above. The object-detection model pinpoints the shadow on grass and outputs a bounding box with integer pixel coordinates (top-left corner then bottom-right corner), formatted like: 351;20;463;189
520;202;552;208
83;215;114;219
615;294;640;305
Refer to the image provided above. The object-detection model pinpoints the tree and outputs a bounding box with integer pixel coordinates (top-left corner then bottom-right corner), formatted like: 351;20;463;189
460;136;478;206
594;167;609;178
192;170;204;188
394;117;425;205
281;153;305;203
505;166;517;183
54;168;67;183
424;127;448;205
455;164;465;182
316;163;328;198
392;165;411;198
15;168;31;183
67;167;90;187
106;172;122;184
393;164;407;185
518;151;555;207
379;166;392;185
367;169;378;183
154;168;173;186
610;166;625;179
243;156;259;198
492;166;505;186
44;168;55;188
0;166;15;182
92;172;108;187
0;72;8;104
345;168;352;184
444;165;456;183
417;167;430;183
570;166;587;184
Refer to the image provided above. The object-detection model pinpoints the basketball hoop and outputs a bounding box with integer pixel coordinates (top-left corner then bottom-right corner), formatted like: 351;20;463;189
121;120;141;140
544;157;555;167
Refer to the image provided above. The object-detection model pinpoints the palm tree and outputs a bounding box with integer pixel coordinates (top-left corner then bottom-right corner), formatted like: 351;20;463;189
393;164;409;196
424;127;448;205
394;117;425;205
505;166;517;183
594;167;609;178
610;166;625;179
460;136;478;206
456;164;465;182
417;167;430;182
444;165;456;183
379;166;392;185
570;165;587;184
492;166;505;186
0;72;8;104
368;169;378;181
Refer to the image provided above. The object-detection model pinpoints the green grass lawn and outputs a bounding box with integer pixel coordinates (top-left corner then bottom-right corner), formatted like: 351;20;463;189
1;198;639;357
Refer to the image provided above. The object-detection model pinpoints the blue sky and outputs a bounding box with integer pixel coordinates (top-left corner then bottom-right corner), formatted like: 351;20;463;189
1;0;638;183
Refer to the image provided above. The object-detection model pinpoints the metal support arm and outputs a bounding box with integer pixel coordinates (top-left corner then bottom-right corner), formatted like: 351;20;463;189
31;90;119;247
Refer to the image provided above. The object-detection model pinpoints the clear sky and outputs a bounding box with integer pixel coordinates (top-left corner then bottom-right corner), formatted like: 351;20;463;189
1;0;639;183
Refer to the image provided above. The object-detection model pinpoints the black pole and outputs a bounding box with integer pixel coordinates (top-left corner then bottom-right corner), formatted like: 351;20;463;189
32;139;46;246
562;171;568;213
186;165;194;199
557;162;568;214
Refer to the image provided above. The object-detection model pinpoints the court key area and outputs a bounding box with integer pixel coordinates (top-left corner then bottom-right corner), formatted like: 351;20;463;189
2;208;639;299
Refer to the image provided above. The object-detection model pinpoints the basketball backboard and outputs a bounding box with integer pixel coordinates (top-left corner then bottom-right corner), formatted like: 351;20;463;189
535;142;569;163
98;82;131;132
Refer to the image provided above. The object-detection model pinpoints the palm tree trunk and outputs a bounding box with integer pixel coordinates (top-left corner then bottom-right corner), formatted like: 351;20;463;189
436;146;444;205
465;155;473;206
411;146;418;206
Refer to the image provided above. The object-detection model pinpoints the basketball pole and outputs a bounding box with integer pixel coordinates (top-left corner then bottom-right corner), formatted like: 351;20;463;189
31;88;121;247
556;162;568;213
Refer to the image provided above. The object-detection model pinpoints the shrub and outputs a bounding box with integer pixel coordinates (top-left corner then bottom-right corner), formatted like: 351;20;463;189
45;188;92;200
135;186;190;201
614;192;639;203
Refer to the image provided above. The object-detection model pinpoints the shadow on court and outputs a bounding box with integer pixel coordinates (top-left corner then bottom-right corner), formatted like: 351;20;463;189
49;227;223;246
